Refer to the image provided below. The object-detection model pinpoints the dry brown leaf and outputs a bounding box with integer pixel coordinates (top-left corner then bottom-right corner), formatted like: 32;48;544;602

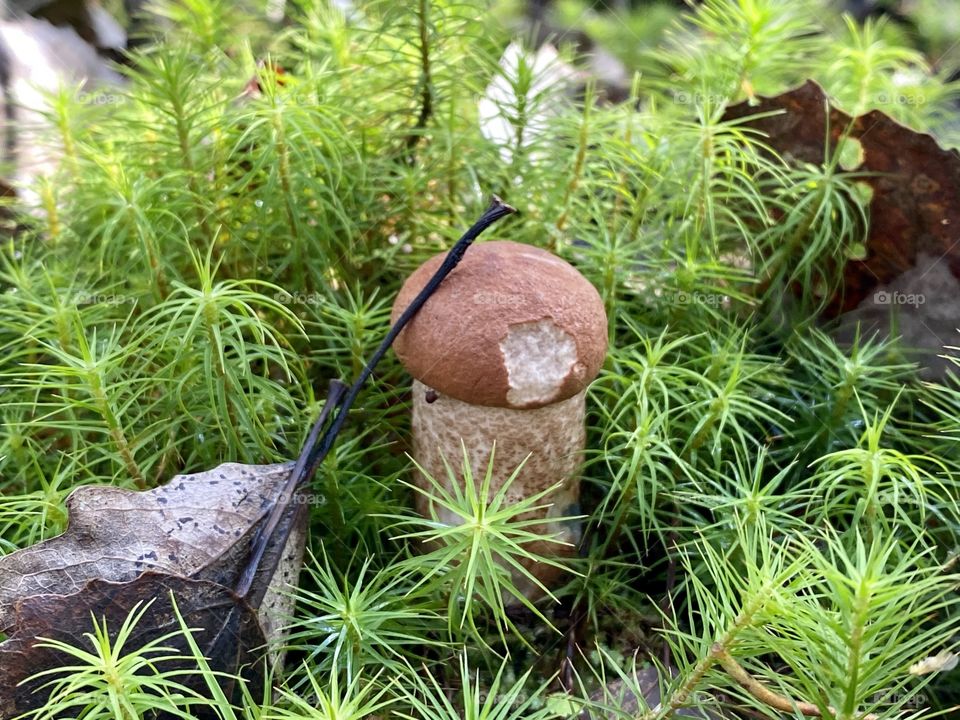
0;573;266;718
0;462;307;715
725;79;960;314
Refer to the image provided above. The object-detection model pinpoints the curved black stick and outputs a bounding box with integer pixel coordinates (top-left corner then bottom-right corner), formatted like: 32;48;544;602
236;196;516;600
302;194;517;480
236;378;347;598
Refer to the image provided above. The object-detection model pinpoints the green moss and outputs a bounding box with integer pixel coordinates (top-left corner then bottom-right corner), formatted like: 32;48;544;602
1;1;958;718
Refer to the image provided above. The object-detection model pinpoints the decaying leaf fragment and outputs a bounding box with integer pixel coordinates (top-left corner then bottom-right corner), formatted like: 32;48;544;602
725;79;960;314
0;462;302;628
910;650;959;675
0;462;305;716
0;573;266;717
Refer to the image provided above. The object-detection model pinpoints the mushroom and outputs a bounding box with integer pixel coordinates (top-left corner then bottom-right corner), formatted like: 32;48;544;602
391;240;608;594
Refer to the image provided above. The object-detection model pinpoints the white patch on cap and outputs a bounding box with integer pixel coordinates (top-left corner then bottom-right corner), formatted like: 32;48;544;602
500;320;577;406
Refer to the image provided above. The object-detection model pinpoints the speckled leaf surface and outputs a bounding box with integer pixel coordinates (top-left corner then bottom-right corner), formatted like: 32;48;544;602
0;461;308;713
0;461;304;619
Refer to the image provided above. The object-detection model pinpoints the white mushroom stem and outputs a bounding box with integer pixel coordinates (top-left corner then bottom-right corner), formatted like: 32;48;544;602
410;378;584;594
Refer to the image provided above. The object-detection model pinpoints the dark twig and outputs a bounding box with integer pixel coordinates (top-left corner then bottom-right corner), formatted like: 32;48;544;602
236;195;517;600
560;531;593;693
235;378;347;598
404;0;434;161
301;195;517;480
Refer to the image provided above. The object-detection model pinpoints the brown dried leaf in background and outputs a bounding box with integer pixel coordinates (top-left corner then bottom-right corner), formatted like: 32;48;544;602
725;79;960;314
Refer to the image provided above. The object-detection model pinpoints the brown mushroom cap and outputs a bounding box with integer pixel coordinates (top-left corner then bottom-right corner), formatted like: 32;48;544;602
391;240;608;409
